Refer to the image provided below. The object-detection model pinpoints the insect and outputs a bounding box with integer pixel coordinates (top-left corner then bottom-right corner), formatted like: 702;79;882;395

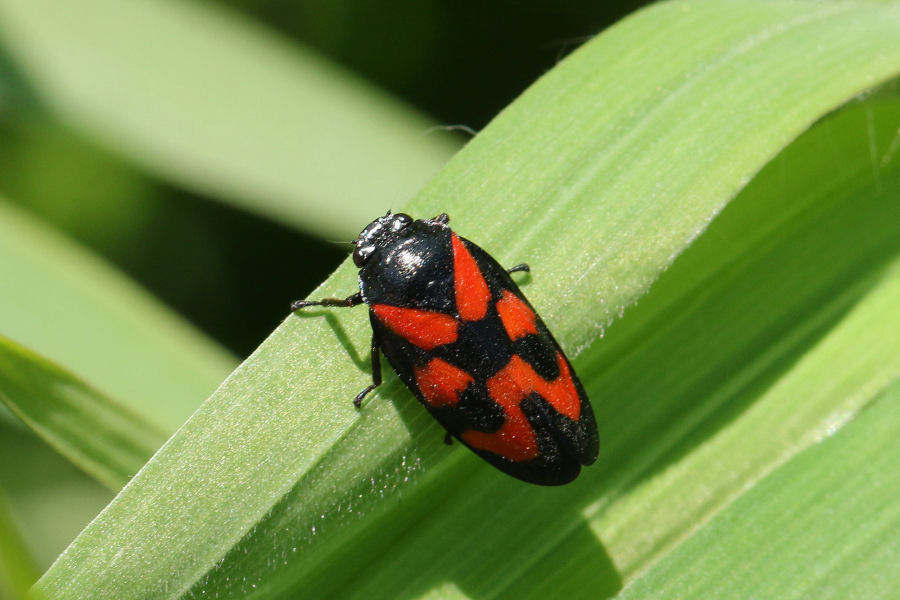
292;212;598;485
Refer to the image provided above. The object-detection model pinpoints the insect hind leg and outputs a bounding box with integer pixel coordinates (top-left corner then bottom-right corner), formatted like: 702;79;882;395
353;333;383;408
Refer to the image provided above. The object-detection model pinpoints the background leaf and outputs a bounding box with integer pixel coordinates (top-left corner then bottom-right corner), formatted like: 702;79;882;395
0;199;234;432
0;0;459;240
31;1;900;599
0;335;164;490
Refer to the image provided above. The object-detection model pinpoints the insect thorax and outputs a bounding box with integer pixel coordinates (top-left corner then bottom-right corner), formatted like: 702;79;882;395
359;222;455;313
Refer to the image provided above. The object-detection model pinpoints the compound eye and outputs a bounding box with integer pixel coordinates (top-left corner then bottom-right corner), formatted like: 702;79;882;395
353;243;374;267
392;213;413;231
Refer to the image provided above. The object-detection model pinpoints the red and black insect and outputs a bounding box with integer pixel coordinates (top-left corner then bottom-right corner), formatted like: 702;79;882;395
292;212;598;485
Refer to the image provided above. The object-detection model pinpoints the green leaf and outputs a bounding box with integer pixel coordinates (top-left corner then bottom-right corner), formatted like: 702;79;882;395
0;0;460;239
0;335;164;490
321;98;900;599
616;379;900;599
0;199;234;433
34;1;900;598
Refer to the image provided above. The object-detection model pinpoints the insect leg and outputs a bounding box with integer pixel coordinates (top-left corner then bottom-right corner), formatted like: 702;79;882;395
506;263;530;275
291;292;363;312
443;431;454;446
353;333;383;408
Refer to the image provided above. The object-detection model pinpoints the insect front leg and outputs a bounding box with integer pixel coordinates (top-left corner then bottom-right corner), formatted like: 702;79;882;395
353;333;383;408
506;263;530;275
291;292;364;312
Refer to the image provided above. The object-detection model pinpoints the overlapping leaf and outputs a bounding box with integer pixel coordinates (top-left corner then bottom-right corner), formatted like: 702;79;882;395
0;335;164;490
0;200;234;432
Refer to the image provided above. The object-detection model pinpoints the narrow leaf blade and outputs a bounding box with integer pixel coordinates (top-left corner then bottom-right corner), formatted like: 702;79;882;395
0;199;234;432
0;335;165;490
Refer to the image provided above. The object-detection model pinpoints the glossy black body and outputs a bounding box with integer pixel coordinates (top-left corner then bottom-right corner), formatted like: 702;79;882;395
299;213;598;485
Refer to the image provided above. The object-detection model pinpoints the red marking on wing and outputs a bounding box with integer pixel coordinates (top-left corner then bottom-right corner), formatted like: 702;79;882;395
496;290;538;340
452;234;490;322
371;304;458;350
461;353;581;461
414;358;474;407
